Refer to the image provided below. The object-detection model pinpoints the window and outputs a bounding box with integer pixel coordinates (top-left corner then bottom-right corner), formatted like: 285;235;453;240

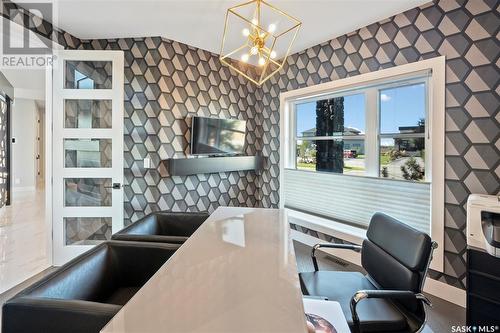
286;77;431;233
280;58;445;272
379;83;426;181
292;80;428;182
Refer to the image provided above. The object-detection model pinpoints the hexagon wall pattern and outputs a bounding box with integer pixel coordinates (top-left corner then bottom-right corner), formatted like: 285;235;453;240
257;0;499;289
75;38;261;224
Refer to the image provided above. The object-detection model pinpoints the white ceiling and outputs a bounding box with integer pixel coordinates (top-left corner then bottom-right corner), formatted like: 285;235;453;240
2;68;45;89
43;0;429;55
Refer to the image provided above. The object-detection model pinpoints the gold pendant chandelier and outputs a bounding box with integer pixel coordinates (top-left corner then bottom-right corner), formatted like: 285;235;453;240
220;0;301;86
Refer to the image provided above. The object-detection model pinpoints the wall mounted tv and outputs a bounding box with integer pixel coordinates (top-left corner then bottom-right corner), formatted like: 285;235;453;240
190;116;246;156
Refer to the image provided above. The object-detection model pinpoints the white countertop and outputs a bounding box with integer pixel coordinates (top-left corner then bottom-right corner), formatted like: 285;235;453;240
102;207;308;333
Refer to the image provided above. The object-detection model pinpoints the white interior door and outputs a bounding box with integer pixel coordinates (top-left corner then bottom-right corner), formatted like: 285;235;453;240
52;50;124;265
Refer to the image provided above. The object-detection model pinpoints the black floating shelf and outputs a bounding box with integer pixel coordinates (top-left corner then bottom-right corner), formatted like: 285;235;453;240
165;155;262;176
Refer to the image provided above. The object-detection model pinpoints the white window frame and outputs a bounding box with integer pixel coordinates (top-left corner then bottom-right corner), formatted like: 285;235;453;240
280;57;445;272
292;75;430;179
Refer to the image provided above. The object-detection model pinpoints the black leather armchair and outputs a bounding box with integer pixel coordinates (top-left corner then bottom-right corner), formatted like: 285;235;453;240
112;211;209;244
2;241;180;333
300;212;437;333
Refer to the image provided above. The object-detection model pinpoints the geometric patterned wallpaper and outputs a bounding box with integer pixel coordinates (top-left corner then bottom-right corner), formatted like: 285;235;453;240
76;37;261;224
65;217;112;246
5;0;499;289
258;0;500;289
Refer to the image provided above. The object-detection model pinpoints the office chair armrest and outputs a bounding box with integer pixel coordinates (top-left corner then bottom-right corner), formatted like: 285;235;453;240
349;290;431;325
311;243;362;271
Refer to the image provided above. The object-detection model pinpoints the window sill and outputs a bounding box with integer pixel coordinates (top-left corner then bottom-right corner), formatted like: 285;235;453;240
286;208;366;245
284;167;431;184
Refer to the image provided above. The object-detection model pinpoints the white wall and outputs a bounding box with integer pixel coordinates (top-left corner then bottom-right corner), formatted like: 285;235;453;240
0;71;14;98
11;98;37;190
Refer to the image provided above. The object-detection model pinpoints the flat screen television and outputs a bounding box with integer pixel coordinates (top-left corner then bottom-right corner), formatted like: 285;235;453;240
190;116;246;156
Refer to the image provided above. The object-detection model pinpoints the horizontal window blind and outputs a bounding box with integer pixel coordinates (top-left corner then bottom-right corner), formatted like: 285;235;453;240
284;169;431;233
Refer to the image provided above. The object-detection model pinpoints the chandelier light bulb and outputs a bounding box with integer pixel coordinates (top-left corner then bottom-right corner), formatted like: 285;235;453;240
219;0;302;86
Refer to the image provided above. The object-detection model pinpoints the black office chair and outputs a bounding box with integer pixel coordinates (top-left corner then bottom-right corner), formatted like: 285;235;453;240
299;212;437;333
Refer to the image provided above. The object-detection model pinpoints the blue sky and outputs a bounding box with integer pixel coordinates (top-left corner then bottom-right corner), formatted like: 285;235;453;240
296;83;426;136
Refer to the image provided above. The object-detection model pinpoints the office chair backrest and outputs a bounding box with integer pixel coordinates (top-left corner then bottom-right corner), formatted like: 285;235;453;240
361;212;433;294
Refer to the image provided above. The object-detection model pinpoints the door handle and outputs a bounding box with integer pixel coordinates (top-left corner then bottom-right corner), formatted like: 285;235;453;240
104;183;122;189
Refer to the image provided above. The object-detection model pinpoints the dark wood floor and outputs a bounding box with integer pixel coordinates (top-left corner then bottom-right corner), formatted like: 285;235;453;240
0;242;465;333
294;241;465;333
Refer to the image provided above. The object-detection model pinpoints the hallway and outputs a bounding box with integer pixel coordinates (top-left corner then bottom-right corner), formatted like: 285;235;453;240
0;187;49;294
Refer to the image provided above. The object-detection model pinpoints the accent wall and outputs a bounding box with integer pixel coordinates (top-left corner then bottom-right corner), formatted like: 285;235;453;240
257;0;500;289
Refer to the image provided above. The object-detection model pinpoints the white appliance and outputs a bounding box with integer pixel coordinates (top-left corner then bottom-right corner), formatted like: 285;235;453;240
466;194;500;257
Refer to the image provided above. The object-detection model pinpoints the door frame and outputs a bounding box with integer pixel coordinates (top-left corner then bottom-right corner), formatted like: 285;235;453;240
47;49;125;266
45;42;65;267
45;58;53;265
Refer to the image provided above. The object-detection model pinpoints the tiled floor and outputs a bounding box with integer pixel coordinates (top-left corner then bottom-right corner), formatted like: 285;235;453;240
0;186;49;294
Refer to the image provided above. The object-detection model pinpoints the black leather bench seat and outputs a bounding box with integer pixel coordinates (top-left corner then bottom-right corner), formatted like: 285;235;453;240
112;211;209;244
106;286;141;305
2;241;180;333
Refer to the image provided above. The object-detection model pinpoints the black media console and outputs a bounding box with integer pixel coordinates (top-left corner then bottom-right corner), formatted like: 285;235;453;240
165;155;262;176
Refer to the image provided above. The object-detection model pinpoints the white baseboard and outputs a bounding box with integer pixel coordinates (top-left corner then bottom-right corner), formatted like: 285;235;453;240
291;229;466;308
424;276;466;307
